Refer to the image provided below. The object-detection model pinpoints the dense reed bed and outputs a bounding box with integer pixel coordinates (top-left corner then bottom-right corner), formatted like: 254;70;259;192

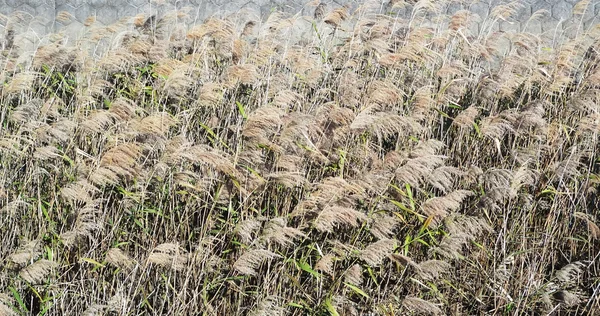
0;0;599;314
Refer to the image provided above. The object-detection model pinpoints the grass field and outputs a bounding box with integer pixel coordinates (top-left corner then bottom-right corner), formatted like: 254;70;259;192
0;0;599;315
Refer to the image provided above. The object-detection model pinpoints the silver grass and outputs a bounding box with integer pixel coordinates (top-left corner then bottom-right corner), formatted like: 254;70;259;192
19;259;57;284
249;296;284;316
261;217;306;247
554;261;586;287
370;213;400;240
345;264;363;286
313;206;368;233
359;238;396;267
422;190;473;220
8;240;40;266
235;218;264;244
233;249;281;276
147;243;189;271
315;254;337;276
402;296;443;315
105;248;137;270
415;260;451;281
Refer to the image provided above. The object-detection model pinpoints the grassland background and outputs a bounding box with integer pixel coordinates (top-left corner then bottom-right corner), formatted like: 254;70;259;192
0;0;599;315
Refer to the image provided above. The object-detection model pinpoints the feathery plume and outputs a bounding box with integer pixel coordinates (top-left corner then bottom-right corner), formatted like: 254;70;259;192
360;239;396;267
415;260;451;281
402;296;443;315
370;213;400;240
8;240;40;266
233;249;281;276
249;296;284;316
235;218;264;244
147;243;189;271
324;6;349;28
313;206;368;233
345;264;363;286
105;248;137;270
422;190;473;221
261;217;306;246
19;259;57;284
314;3;327;20
315;254;337;276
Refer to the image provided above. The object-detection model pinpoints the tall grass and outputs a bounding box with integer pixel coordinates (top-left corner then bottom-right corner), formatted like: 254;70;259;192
0;0;598;315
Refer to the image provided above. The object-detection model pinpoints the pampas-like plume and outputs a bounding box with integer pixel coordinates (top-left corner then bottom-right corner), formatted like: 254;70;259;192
135;112;177;139
33;145;61;161
196;82;224;108
241;21;256;37
313;206;368;233
422;190;473;221
37;118;77;145
324;6;349;28
345;264;363;285
3;72;38;96
178;144;238;177
233;249;281;276
415;260;451;281
395;155;447;188
573;0;591;16
479;114;515;139
554;261;586;287
225;64;259;86
350;108;421;143
266;171;309;189
32;42;78;70
243;106;285;144
315;254;336;276
261;217;306;246
370;213;400;240
108;98;137;121
60;199;102;248
235;218;264;244
8;240;40;266
314;3;327;20
0;299;16;316
55;11;74;24
80;110;118;134
147;243;189;271
10;98;41;123
402;296;443;315
105;248;137;270
19;259;57;284
434;215;492;259
296;177;365;213
490;1;522;21
452;106;479;129
368;80;404;106
82;304;107;316
100;143;142;177
426;166;463;193
360;238;396;267
249;296;284;316
187;18;234;41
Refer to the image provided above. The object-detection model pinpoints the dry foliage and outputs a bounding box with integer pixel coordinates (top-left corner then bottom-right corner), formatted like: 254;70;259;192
0;1;598;315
